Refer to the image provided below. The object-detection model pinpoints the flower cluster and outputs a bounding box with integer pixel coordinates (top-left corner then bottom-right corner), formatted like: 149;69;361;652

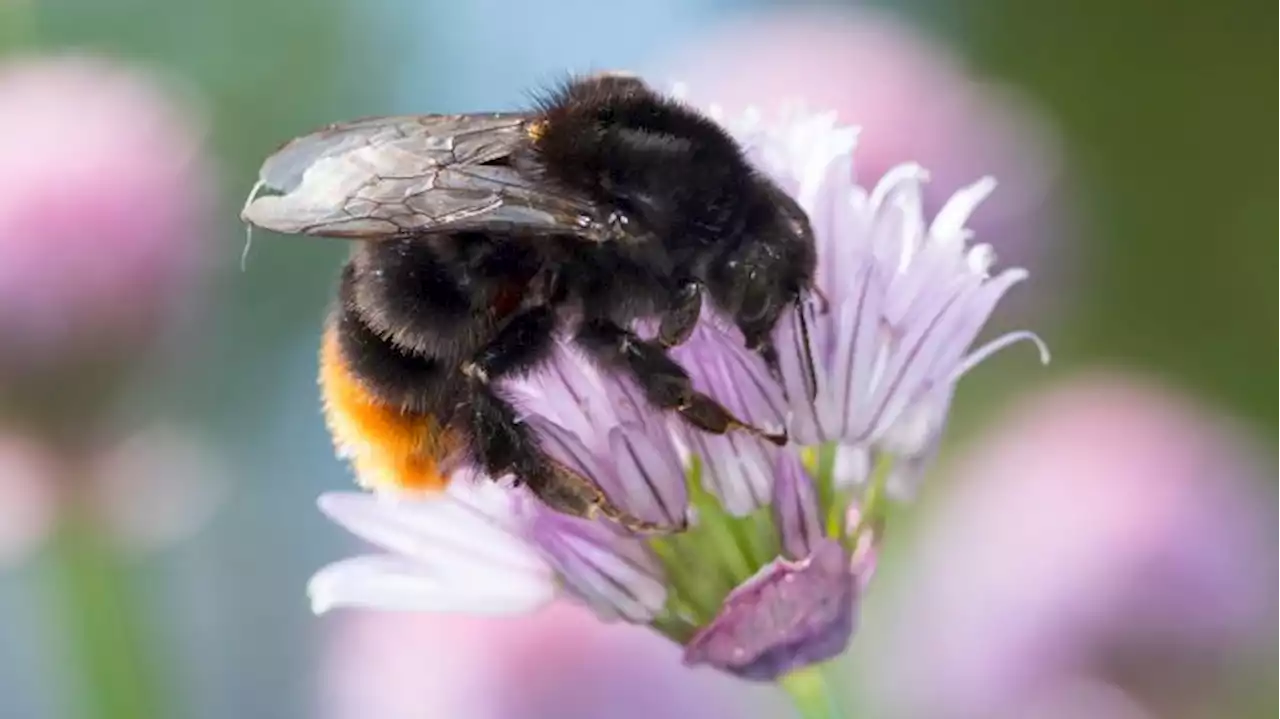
309;101;1047;688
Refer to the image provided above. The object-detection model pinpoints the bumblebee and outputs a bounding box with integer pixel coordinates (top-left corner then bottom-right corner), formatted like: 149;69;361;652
242;73;818;532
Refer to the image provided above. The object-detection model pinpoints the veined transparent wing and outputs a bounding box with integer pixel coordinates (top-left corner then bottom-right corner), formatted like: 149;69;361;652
240;113;601;239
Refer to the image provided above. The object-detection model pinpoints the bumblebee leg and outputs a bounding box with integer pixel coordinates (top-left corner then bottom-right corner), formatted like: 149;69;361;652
576;319;787;445
463;305;558;383
460;305;674;534
459;304;557;473
657;279;702;348
466;381;671;534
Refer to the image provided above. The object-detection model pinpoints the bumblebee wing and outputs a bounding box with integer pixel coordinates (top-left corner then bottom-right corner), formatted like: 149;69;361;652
240;113;598;239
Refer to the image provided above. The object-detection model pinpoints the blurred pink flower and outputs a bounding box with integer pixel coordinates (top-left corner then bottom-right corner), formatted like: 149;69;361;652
0;54;212;380
317;601;781;719
997;679;1158;719
868;372;1276;719
87;424;228;554
0;423;227;564
656;8;1066;305
0;431;59;568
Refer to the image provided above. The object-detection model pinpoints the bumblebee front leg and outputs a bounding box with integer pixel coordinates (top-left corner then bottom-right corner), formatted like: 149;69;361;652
576;319;787;445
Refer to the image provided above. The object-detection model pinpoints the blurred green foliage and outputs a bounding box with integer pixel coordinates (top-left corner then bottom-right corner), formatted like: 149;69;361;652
949;0;1276;431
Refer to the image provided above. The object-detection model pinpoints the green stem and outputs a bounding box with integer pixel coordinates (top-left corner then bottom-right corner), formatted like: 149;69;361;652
824;486;851;539
810;444;837;525
849;455;892;544
47;503;169;719
779;665;844;719
684;459;756;583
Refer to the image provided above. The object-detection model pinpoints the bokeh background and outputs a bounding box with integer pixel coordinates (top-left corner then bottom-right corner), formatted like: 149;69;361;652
0;1;1274;718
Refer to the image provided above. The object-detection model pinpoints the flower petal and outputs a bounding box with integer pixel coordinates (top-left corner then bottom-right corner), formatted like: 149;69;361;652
830;265;888;441
527;416;611;489
860;272;983;442
675;320;787;430
812;155;865;307
877;387;951;459
308;554;554;615
689;430;776;515
606;424;688;528
772;452;823;559
316;490;546;577
832;444;871;489
880;388;953;500
513;339;621;444
912;267;1031;385
928;175;996;244
947;330;1051;386
529;511;667;623
683;539;857;681
867;162;928;270
774;309;825;444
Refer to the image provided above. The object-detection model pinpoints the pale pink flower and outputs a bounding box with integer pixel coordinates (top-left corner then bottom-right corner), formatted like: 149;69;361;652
869;372;1276;719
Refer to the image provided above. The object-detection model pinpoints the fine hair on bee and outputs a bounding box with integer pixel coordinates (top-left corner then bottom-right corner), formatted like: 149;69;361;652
241;72;821;534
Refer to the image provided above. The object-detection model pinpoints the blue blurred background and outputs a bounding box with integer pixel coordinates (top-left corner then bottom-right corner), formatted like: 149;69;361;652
0;1;1273;718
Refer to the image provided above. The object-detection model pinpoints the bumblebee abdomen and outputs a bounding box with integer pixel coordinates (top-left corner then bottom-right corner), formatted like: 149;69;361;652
319;326;462;493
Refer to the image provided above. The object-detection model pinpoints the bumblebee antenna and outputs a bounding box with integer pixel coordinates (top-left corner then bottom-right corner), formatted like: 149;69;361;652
239;179;266;272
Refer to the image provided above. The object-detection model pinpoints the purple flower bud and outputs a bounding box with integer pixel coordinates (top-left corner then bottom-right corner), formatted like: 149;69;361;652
683;539;857;681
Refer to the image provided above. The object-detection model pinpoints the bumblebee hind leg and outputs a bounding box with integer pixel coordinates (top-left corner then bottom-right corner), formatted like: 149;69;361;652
465;375;669;534
458;302;672;533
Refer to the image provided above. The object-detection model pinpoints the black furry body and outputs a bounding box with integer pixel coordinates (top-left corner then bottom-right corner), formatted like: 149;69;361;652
330;74;816;528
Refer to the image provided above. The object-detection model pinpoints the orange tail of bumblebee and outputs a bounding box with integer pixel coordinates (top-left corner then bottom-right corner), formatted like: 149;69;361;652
318;326;462;493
